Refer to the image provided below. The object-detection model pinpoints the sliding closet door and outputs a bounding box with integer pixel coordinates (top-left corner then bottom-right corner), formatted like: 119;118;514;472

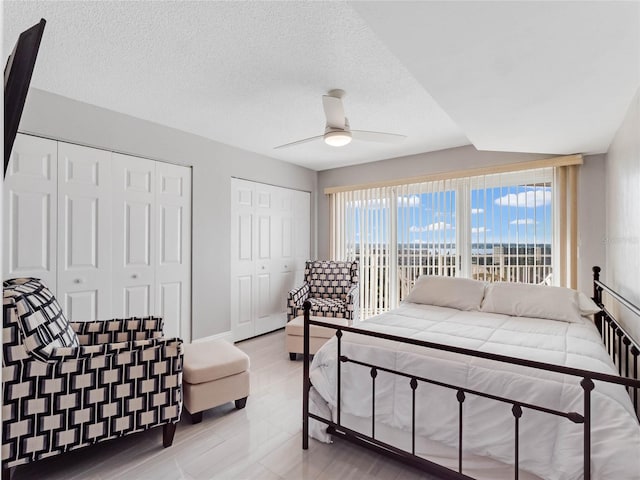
230;178;256;340
231;178;311;341
3;134;58;289
155;162;192;340
271;187;295;324
111;153;157;318
57;142;112;321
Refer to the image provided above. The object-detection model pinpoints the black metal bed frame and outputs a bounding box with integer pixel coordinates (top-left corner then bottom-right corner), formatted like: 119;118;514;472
302;266;640;480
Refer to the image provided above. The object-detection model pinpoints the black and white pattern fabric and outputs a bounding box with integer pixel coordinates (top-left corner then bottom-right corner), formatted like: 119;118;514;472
3;278;79;361
286;260;359;322
2;278;183;471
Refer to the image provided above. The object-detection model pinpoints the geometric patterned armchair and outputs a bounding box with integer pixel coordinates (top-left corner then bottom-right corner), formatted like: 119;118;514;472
1;278;183;475
287;260;359;323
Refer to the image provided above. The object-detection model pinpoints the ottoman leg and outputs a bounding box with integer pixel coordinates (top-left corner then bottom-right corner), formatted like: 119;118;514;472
235;397;248;409
289;352;297;361
190;411;203;424
163;423;177;448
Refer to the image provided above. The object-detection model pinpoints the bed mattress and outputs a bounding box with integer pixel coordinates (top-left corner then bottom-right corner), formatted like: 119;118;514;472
309;302;640;480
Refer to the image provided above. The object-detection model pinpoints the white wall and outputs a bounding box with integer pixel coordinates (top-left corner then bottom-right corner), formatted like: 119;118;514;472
18;88;318;340
605;87;640;341
317;145;605;294
577;154;606;293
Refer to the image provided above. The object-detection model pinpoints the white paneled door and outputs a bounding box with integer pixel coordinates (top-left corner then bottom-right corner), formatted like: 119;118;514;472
112;153;157;319
3;135;58;289
155;162;192;340
230;178;256;341
57;142;112;321
5;134;192;342
231;178;310;342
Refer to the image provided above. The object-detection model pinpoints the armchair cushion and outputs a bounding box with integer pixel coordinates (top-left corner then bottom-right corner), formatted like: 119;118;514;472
308;298;348;317
3;278;79;361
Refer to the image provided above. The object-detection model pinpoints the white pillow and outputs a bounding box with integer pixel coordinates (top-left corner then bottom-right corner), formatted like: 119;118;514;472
577;292;601;315
403;275;486;311
481;282;582;323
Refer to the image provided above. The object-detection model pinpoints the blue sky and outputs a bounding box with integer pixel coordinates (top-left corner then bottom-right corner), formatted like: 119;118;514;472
351;185;553;245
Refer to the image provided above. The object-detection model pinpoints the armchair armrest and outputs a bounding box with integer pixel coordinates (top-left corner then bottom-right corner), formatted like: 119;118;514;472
345;284;360;323
70;317;165;346
287;283;310;321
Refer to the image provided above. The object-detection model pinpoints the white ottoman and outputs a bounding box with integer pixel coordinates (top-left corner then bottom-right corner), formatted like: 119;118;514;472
285;315;350;360
182;340;250;424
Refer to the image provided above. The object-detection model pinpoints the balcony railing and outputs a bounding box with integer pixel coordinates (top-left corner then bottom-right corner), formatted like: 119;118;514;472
358;249;552;320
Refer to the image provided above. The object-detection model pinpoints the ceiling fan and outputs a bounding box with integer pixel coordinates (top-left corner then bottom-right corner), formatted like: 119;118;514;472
274;89;407;149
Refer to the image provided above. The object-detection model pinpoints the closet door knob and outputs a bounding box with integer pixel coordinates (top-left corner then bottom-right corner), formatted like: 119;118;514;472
132;274;138;279
73;278;83;284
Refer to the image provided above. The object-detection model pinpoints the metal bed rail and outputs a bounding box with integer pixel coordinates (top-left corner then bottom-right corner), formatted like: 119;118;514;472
302;266;640;480
592;266;640;415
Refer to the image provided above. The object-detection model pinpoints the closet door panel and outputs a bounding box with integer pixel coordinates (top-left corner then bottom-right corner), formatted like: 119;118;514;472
57;142;112;321
156;162;191;340
231;179;256;340
3;134;57;289
112;153;156;318
254;185;279;335
230;180;311;341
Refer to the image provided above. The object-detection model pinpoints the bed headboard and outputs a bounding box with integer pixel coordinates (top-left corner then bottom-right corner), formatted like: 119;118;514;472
592;266;640;416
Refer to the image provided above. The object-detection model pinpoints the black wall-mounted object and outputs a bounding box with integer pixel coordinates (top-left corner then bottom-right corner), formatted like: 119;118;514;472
4;18;46;178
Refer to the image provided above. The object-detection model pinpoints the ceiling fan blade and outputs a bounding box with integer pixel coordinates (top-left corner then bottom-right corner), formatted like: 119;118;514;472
351;130;407;144
274;135;324;150
322;95;346;129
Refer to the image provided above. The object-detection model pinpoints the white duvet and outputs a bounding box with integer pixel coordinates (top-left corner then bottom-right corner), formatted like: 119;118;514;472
310;303;640;480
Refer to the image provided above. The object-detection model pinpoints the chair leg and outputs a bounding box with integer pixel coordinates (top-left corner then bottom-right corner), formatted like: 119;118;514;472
190;411;203;424
2;464;11;480
163;423;177;448
289;352;297;361
235;397;248;409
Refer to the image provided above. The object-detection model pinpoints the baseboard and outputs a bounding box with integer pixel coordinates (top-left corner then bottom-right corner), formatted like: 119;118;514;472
191;331;233;344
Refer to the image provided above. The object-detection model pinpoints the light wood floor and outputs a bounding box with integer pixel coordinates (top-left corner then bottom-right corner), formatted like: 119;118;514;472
11;330;436;480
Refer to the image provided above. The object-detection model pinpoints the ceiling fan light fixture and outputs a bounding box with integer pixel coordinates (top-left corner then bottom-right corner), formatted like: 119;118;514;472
324;130;352;147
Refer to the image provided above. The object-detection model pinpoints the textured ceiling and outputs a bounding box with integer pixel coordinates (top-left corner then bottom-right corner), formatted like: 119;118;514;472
3;1;468;171
3;2;639;170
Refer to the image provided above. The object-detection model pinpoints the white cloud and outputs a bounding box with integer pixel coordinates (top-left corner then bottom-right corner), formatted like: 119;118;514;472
510;218;537;225
399;195;420;206
494;188;551;208
471;208;484;214
410;222;454;232
471;226;490;234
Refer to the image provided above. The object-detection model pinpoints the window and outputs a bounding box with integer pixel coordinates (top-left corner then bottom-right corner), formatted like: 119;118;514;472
330;165;571;319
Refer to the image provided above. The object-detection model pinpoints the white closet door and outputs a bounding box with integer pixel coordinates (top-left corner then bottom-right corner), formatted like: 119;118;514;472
231;178;256;340
57;142;112;321
255;183;286;336
272;186;295;321
112;153;156;318
155;162;191;341
231;179;311;341
3;134;58;290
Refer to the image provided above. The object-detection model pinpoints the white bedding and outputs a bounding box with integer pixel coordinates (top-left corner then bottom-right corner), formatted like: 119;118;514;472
309;303;640;480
